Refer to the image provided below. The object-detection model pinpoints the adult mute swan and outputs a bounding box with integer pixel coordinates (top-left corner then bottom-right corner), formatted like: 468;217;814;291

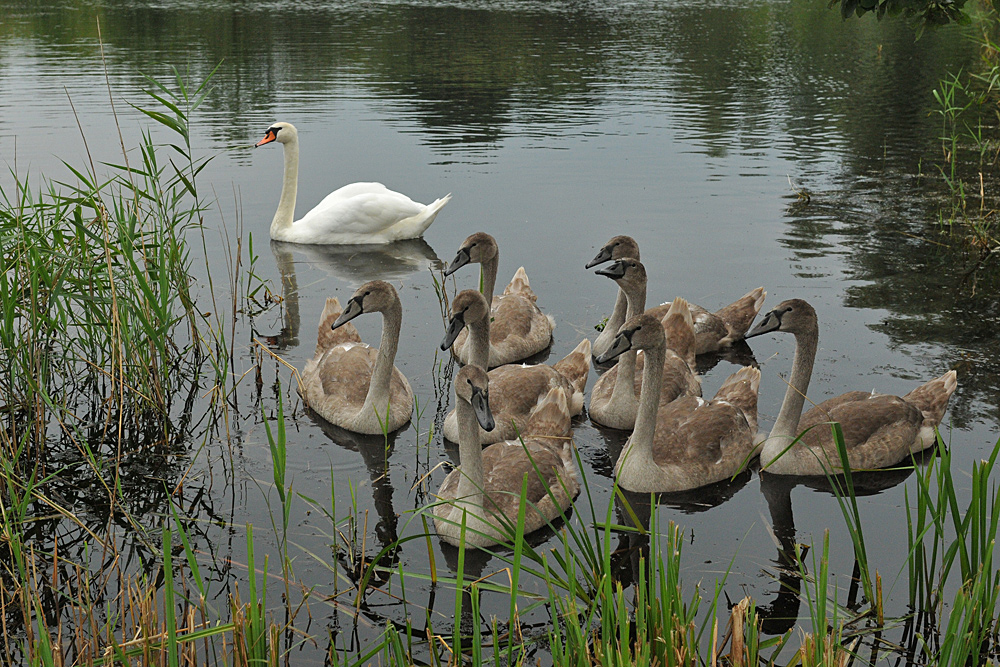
745;299;958;475
433;365;580;548
596;309;761;493
299;281;414;434
440;289;590;444
255;122;451;244
586;235;765;358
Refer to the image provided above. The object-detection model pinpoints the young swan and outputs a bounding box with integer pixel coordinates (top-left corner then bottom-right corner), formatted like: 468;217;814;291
299;280;414;434
587;235;766;357
589;261;701;430
440;289;590;444
443;232;556;367
434;365;581;548
255;122;451;244
596;313;761;493
745;298;959;475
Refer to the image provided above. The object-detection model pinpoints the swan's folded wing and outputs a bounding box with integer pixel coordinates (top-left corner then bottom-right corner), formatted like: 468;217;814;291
799;394;922;469
301;185;425;236
481;440;569;510
652;399;749;464
316;344;375;403
489;365;563;423
490;294;542;343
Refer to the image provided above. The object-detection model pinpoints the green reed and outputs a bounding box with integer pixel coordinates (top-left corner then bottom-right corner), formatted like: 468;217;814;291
0;62;277;666
930;15;1000;256
0;71;228;472
902;435;1000;665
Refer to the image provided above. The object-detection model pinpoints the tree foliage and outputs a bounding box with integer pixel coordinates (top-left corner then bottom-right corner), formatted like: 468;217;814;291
832;0;975;31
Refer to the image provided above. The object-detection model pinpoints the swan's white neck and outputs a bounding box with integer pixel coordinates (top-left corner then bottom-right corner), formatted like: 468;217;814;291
359;302;402;430
622;341;664;469
271;137;300;236
763;325;818;464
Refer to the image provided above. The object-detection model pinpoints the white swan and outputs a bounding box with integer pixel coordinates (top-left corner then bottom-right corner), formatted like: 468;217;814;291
444;232;556;367
596;309;761;493
255;122;451;244
433;365;580;548
440;289;591;444
587;235;765;358
298;281;414;434
745;299;958;475
588;259;700;430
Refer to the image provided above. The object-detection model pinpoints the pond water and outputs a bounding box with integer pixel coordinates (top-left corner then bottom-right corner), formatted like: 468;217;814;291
3;0;999;663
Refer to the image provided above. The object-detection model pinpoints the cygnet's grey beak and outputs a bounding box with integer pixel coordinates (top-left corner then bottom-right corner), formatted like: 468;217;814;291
745;310;782;339
332;296;364;330
440;312;466;350
585;244;614;269
445;247;471;276
471;387;495;432
594;328;634;364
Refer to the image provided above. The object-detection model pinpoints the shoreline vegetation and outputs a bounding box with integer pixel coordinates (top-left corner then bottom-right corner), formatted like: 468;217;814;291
928;8;1000;281
2;59;1000;667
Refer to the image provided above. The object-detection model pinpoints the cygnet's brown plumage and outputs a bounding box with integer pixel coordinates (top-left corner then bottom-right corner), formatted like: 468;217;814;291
441;289;590;444
433;366;580;548
299;281;413;434
444;232;555;367
589;266;701;429
596;313;760;493
746;299;959;475
587;235;766;357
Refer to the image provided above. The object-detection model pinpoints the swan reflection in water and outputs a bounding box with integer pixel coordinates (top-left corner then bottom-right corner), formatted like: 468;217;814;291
307;409;403;588
609;458;919;642
694;339;759;375
266;239;443;349
609;471;753;589
755;462;918;636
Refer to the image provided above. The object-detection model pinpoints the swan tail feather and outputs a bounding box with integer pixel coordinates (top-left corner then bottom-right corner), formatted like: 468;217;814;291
713;366;761;424
662;297;697;368
553;338;592;409
903;370;958;427
716;287;767;339
525;386;572;438
316;297;362;356
504;267;537;301
390;193;451;241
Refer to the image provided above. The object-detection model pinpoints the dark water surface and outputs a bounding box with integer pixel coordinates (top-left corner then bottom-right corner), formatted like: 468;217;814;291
2;0;998;662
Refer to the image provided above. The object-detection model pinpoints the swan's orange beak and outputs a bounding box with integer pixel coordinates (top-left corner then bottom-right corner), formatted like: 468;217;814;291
254;129;277;147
